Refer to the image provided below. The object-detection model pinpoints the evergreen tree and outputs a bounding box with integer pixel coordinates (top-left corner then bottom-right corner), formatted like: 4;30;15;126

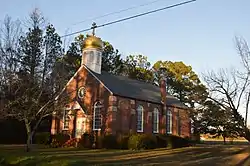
2;9;65;151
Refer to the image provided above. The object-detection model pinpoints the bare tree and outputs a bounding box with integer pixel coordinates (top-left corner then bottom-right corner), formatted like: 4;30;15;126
0;9;71;152
0;15;22;123
0;15;22;95
202;36;250;141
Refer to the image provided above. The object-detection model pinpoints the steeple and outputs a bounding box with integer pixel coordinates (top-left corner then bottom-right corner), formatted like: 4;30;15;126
81;23;103;74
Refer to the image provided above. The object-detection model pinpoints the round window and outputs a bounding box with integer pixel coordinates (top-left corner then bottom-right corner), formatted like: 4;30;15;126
78;87;86;99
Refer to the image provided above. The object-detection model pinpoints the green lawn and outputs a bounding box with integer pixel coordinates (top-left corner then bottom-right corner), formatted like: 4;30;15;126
1;145;250;166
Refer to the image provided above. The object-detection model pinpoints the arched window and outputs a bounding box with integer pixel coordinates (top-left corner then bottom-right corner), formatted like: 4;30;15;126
167;109;172;134
96;52;101;65
88;51;94;62
153;108;159;133
93;101;102;130
63;110;70;130
137;105;144;132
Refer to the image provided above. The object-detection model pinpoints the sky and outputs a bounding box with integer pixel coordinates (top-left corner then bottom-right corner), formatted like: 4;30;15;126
1;0;250;121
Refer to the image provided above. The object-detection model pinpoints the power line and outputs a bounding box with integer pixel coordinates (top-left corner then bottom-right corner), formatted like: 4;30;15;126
72;0;170;26
61;0;196;38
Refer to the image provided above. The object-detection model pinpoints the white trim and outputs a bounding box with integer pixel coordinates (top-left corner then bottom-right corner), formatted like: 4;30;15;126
137;105;144;133
93;101;102;131
167;109;172;134
153;108;159;134
72;101;81;110
62;109;70;130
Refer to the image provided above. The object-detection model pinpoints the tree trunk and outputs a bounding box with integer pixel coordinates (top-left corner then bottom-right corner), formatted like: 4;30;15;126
243;128;250;142
26;133;32;152
245;92;250;126
24;119;32;152
223;136;226;145
231;109;250;142
24;116;44;152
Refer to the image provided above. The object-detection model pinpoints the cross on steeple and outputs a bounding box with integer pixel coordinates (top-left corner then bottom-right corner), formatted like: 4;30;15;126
91;22;97;36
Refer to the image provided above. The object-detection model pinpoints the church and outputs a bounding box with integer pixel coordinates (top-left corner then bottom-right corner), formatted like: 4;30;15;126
51;26;191;139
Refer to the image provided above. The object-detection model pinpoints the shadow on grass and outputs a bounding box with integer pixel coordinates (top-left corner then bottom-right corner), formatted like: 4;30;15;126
1;145;249;166
65;147;250;166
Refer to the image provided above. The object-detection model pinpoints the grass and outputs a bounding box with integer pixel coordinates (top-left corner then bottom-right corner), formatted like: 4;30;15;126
1;145;250;166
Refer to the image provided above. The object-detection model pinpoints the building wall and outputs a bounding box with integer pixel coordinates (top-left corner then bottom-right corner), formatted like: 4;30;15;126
51;66;112;137
51;67;191;138
110;96;191;137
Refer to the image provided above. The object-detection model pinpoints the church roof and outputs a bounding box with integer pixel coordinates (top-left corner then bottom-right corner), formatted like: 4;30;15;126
92;71;188;109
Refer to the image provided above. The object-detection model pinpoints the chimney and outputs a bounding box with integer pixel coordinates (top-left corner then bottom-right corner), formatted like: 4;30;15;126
160;76;167;108
159;73;167;114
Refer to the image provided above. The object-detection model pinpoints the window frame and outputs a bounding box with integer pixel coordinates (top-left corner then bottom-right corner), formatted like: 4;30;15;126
137;105;144;133
153;108;159;133
96;52;101;65
63;109;70;130
166;109;172;134
88;51;94;62
93;101;102;131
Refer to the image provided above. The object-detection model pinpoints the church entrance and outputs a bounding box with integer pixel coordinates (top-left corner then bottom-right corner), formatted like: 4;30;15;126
75;117;87;138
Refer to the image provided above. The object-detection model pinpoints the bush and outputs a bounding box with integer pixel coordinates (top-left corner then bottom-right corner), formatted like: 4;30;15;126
63;138;78;147
99;134;117;149
79;133;95;148
128;134;157;150
50;133;70;148
97;133;130;149
34;132;51;145
116;134;130;149
155;134;168;148
166;135;190;149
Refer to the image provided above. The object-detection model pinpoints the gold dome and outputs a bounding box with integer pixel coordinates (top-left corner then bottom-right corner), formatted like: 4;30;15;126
83;35;103;50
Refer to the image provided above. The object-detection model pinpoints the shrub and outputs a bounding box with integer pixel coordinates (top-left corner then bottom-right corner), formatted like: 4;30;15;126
155;134;168;148
34;132;51;145
116;133;130;149
63;138;79;147
128;134;157;150
100;134;118;149
50;139;61;148
50;133;70;148
79;133;95;148
166;135;190;149
97;133;130;149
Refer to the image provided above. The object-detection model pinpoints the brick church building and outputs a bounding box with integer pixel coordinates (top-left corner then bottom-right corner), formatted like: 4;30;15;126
51;28;191;139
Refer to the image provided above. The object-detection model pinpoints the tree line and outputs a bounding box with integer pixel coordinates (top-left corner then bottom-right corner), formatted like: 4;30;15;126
1;8;250;151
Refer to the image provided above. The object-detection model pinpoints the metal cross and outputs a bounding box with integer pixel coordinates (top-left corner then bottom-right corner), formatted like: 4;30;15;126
91;22;97;36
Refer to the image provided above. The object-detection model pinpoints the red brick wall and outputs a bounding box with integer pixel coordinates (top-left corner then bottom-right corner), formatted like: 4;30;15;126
111;96;191;138
51;66;191;138
51;66;112;136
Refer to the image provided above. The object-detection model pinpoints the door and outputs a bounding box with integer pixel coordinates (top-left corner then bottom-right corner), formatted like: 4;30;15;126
76;117;84;138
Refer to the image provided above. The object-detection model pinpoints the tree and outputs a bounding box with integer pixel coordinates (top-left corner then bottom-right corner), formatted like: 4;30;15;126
202;36;250;142
55;34;84;86
199;100;239;144
124;54;153;82
1;9;67;151
152;60;208;140
153;61;208;105
0;15;22;108
101;41;125;75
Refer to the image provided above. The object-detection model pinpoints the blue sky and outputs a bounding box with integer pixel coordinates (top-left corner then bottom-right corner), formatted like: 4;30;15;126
1;0;249;74
1;0;250;120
